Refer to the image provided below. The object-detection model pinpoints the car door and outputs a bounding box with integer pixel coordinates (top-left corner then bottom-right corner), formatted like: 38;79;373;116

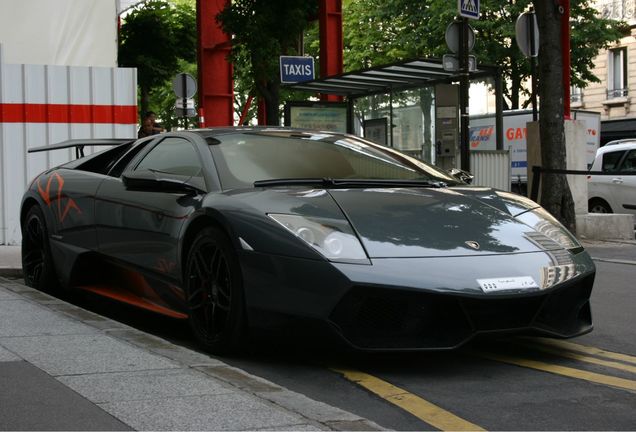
589;149;626;212
611;149;636;214
95;135;207;280
35;167;103;250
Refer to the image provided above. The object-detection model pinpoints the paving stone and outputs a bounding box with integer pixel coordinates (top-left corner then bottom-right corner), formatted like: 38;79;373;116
0;334;179;376
17;290;59;303
0;345;19;362
58;368;234;403
0;300;96;337
259;390;363;423
326;420;385;431
46;303;110;322
0;286;19;300
99;393;306;431
0;361;132;431
197;365;284;393
0;282;33;293
253;423;326;431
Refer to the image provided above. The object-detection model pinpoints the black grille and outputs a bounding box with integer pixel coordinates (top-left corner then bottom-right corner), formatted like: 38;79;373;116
329;276;594;350
460;296;545;331
329;287;471;349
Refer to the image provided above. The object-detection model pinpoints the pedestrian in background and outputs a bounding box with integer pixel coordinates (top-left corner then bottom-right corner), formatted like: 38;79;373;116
146;111;165;134
137;116;156;138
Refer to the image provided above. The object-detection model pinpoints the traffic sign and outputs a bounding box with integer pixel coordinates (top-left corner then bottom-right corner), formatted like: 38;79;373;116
172;73;197;99
516;11;539;58
445;22;475;54
280;56;315;84
175;98;195;109
458;0;479;19
443;54;477;72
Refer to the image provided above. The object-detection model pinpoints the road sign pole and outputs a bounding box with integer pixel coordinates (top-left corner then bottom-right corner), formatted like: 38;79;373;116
182;73;188;130
529;8;538;122
459;17;470;172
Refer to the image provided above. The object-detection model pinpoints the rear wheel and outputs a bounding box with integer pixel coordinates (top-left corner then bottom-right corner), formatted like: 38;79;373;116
185;226;246;355
21;206;60;291
588;198;612;214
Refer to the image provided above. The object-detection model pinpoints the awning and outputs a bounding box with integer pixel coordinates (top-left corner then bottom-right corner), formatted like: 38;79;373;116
287;58;500;97
601;118;636;144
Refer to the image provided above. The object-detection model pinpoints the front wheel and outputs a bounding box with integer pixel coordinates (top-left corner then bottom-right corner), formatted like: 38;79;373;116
185;226;246;355
21;205;60;292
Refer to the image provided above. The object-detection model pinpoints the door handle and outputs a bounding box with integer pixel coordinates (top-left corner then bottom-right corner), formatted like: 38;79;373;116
611;177;624;184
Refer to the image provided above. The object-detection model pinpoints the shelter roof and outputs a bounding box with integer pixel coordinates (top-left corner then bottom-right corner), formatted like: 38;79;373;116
287;58;499;98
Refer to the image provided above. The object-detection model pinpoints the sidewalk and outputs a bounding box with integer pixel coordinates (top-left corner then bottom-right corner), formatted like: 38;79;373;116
0;274;382;431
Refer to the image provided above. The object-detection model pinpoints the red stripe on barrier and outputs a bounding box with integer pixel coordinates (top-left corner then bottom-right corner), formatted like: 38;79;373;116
0;103;137;124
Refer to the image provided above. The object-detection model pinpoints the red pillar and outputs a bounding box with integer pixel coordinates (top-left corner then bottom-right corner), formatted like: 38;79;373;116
561;0;571;119
319;0;343;102
197;0;234;126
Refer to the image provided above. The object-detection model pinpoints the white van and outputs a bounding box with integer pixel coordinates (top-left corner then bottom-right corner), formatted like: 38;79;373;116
588;141;636;215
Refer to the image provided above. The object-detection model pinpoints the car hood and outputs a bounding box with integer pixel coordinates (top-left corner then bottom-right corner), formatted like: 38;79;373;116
224;186;560;259
327;187;555;258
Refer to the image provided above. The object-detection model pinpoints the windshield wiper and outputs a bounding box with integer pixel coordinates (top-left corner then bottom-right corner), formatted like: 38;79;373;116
253;178;447;188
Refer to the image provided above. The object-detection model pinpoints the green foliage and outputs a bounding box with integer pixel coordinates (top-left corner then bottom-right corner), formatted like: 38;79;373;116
218;0;317;82
343;0;625;109
217;0;318;124
119;0;196;115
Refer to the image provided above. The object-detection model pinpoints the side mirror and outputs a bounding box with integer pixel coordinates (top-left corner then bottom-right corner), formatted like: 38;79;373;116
448;168;474;184
122;169;203;194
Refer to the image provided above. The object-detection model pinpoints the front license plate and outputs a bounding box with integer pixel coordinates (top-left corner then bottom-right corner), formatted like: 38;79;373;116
477;276;539;293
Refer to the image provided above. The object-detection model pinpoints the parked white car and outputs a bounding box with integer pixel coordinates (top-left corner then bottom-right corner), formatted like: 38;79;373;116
588;141;636;214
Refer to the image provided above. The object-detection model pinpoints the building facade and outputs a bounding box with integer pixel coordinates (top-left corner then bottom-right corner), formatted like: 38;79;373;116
577;1;636;143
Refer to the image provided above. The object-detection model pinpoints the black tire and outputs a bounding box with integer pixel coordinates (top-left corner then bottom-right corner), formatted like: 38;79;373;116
21;205;60;291
588;198;612;214
185;226;246;355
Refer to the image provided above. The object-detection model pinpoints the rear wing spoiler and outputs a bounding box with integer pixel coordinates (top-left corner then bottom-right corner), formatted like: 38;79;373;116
28;139;133;159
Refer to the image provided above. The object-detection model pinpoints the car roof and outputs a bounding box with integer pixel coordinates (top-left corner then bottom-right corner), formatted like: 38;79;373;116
598;141;636;155
191;126;347;139
605;138;636;146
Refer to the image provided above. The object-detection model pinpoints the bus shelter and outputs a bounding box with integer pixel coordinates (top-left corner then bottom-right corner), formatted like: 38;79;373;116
287;58;504;169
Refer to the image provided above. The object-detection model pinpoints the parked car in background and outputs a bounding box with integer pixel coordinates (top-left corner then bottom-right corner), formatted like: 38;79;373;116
588;141;636;214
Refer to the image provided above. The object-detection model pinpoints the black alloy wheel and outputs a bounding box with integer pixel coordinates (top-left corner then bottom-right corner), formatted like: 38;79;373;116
185;226;245;355
21;206;59;291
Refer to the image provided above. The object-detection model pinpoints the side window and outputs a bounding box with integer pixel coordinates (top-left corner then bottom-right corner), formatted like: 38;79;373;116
108;139;153;177
601;151;625;172
618;149;636;172
135;137;202;177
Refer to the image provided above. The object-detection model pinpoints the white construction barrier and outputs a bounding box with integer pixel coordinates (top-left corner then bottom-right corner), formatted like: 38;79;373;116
470;150;511;191
0;57;137;245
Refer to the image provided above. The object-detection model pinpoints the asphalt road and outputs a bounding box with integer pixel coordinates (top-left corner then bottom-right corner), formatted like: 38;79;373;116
19;247;636;431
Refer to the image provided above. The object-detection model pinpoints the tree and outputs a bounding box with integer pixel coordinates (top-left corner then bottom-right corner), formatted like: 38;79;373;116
119;0;196;115
534;3;575;232
217;0;318;125
343;0;624;109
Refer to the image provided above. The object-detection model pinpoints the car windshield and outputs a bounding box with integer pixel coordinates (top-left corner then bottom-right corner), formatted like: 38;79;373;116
208;131;458;190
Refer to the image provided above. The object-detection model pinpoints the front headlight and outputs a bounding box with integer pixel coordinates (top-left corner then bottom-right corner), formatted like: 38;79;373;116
515;207;582;251
268;213;369;263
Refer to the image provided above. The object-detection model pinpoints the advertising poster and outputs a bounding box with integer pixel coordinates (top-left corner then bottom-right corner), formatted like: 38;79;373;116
286;103;349;133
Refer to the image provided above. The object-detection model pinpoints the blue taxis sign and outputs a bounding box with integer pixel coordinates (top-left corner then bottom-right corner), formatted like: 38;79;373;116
280;56;315;84
459;0;479;19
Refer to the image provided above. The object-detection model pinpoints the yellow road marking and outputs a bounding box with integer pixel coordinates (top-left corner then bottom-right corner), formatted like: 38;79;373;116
529;338;636;365
522;343;636;374
475;352;636;392
332;368;486;431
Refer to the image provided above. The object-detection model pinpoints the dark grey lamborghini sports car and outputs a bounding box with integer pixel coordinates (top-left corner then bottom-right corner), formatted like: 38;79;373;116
21;128;595;354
